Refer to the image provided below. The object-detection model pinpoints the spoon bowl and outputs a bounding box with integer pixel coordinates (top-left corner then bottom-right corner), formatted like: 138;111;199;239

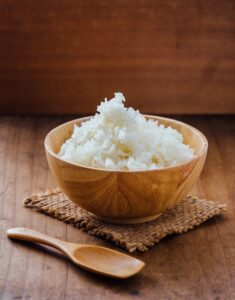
70;244;144;278
7;227;145;279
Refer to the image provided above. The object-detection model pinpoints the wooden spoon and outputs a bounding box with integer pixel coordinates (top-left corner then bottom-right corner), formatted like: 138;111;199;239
6;227;145;279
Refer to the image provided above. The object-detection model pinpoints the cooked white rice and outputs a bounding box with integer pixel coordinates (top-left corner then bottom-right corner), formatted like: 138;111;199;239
58;93;194;170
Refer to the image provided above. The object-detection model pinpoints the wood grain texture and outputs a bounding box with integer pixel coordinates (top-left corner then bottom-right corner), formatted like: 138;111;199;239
0;115;235;299
45;116;207;223
0;1;235;115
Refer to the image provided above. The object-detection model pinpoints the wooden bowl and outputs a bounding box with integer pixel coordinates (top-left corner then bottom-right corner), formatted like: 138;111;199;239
45;116;208;224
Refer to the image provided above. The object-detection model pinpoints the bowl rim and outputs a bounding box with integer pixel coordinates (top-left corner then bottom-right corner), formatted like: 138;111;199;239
44;115;208;173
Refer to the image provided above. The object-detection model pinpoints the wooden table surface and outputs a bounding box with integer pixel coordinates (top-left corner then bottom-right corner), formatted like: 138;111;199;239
0;115;234;300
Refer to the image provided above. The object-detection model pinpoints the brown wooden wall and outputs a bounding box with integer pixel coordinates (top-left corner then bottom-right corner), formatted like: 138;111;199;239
0;0;234;115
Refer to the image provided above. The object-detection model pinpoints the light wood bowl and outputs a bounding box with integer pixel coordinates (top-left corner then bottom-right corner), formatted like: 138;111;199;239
45;116;208;224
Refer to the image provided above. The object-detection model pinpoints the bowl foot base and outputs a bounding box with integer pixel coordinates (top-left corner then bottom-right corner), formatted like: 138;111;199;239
89;213;162;224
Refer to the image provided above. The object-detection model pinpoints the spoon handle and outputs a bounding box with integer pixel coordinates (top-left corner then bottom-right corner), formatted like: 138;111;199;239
7;227;68;253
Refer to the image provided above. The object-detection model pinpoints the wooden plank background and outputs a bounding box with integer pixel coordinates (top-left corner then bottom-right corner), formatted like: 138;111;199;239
0;0;234;115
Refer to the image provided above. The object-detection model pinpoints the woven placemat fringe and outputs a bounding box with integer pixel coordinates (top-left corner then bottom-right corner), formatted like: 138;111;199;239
24;188;227;252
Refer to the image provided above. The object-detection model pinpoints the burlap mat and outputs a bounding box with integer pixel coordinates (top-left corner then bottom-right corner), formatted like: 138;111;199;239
24;188;227;252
